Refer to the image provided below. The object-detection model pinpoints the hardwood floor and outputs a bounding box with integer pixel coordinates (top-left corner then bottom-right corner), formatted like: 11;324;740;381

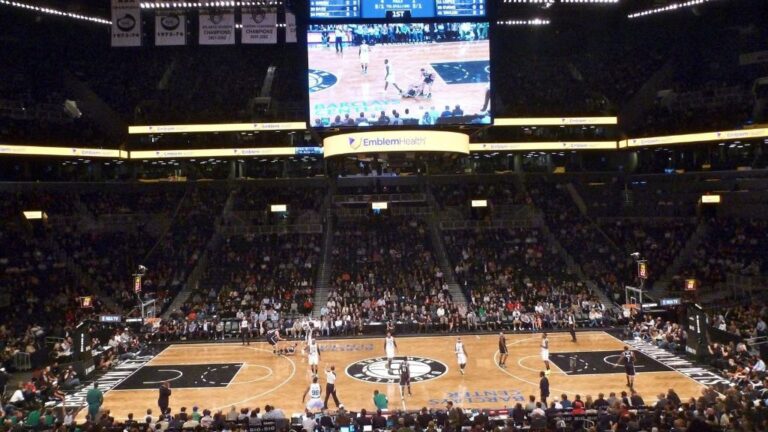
101;331;706;420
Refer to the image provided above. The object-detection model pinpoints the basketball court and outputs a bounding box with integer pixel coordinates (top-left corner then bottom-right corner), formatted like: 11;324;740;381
96;331;713;419
308;41;490;123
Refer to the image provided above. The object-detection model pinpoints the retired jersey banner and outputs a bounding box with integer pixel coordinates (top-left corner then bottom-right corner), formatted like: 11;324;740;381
111;0;141;47
241;8;277;44
198;8;235;45
155;11;186;46
285;12;297;43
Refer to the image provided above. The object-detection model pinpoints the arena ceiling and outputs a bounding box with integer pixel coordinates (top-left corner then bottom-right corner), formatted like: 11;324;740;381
12;0;701;20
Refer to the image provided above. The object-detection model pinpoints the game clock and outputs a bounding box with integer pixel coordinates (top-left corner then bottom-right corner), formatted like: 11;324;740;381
310;0;486;19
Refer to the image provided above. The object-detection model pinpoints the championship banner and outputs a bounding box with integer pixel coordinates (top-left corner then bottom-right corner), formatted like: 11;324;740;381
198;8;235;45
285;12;297;43
111;0;141;47
155;11;186;46
241;8;277;44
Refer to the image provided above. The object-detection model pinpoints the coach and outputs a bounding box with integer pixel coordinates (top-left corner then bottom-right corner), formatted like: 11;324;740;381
539;371;549;407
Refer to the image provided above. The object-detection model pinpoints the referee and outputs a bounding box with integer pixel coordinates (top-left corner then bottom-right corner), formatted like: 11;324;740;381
240;317;251;346
323;365;341;409
568;313;577;342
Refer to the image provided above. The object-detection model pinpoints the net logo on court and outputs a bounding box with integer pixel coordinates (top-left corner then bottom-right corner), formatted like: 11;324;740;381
346;356;447;384
308;69;338;93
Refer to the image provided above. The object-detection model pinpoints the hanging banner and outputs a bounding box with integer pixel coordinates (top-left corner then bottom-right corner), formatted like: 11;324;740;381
111;0;141;47
155;10;186;46
198;8;235;45
285;12;297;43
241;8;277;44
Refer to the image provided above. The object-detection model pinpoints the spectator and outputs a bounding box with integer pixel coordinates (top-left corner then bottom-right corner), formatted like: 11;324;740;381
373;390;388;411
86;383;103;422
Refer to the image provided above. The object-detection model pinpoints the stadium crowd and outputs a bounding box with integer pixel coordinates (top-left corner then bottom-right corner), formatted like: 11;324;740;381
1;180;768;431
431;181;526;211
443;227;610;330
0;185;226;374
4;383;768;431
228;186;325;226
671;218;767;292
0;196;110;373
601;220;695;288
526;178;630;303
177;233;321;324
323;216;454;334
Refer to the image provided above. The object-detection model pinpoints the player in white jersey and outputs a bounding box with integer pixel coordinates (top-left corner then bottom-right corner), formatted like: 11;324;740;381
384;59;403;95
455;337;468;375
541;333;551;375
307;338;320;376
302;376;324;412
302;321;316;356
359;41;370;74
384;332;397;369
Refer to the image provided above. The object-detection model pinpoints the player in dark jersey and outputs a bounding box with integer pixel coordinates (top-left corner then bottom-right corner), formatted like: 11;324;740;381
419;68;435;98
498;332;508;368
266;329;283;355
399;361;412;399
617;346;637;389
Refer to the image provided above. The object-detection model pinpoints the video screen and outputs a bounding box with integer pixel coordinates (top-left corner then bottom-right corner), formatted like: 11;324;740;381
307;23;491;128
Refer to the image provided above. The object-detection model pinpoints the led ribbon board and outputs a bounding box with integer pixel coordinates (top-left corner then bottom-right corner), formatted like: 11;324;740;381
128;122;307;134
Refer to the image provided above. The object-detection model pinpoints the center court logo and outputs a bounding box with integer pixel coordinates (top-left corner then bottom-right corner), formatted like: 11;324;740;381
308;69;338;93
346;356;448;384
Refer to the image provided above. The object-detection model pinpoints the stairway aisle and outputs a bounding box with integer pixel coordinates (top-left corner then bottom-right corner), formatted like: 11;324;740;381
312;186;335;317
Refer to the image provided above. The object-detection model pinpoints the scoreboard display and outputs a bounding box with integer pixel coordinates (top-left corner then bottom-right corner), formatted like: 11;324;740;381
436;0;486;17
310;0;358;18
310;0;485;19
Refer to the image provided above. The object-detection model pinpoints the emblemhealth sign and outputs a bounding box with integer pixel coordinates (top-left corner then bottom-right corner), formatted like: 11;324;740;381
323;130;469;158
